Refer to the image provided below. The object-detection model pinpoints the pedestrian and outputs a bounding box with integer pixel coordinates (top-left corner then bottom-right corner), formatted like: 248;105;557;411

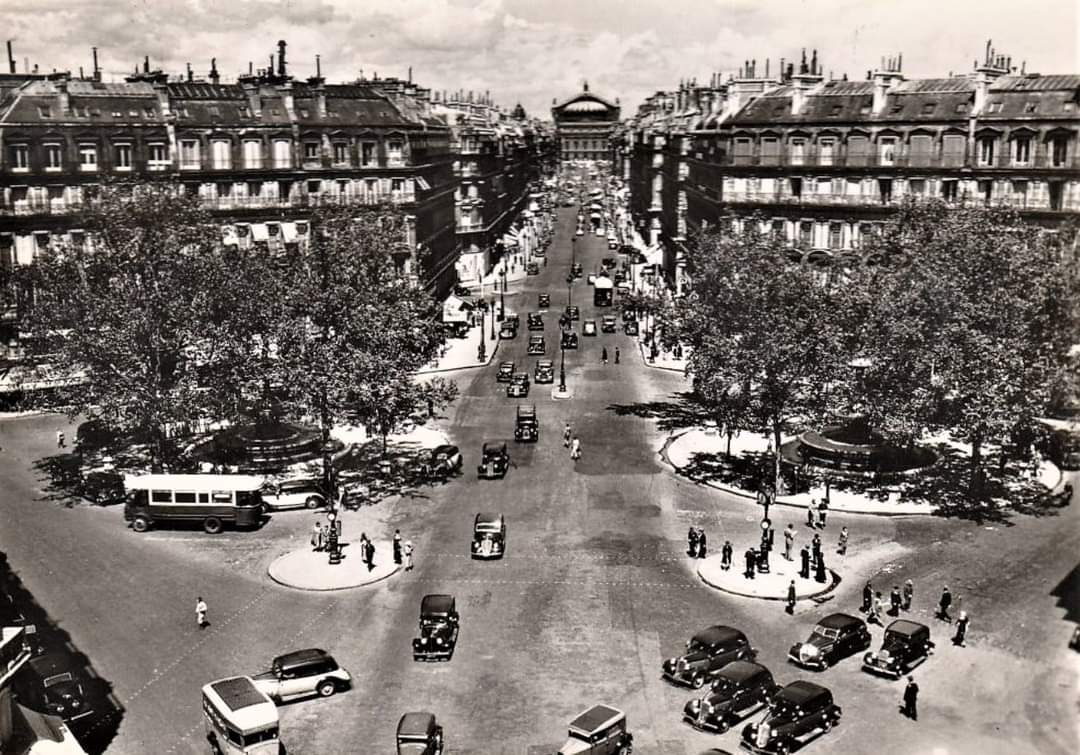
364;539;376;571
744;548;756;579
312;522;323;551
196;596;208;629
799;546;811;579
862;581;873;613
837;526;849;556
614;347;620;364
814;552;827;582
953;611;969;646
806;503;816;529
786;580;797;614
687;527;699;557
403;540;414;571
903;579;914;610
902;676;919;720
56;430;65;449
564;422;572;448
696;529;707;559
890;585;902;616
783;523;795;560
868;592;884;626
570;436;582;460
393;529;403;565
811;533;822;566
601;346;608;364
937;586;953;623
818;498;828;528
721;540;733;570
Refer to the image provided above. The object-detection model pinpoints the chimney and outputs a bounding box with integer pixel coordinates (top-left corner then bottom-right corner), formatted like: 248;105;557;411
242;80;262;117
92;46;100;81
316;54;322;80
186;62;193;82
871;52;904;114
315;79;327;118
209;57;219;85
6;40;14;74
277;40;287;78
55;75;70;115
973;39;1010;113
144;55;150;74
408;65;412;83
790;48;824;115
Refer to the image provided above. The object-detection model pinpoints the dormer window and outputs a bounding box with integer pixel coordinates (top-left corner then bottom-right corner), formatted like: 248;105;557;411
38;106;51;118
955;102;969;113
144;108;155;118
987;102;1003;114
920;103;936;115
1024;102;1038;113
129;110;140;118
829;104;843;116
299;109;310;118
889;103;903;114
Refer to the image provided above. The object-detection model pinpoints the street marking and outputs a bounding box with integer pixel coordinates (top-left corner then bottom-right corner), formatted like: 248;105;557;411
414;575;700;590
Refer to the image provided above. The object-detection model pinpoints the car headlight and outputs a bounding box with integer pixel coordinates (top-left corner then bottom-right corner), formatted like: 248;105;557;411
420;637;428;644
56;703;65;713
436;638;444;645
71;700;81;709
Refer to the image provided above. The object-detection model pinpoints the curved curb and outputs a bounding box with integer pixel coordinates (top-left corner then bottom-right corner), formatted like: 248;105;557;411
416;340;500;376
697;564;842;602
267;550;403;592
636;339;688;373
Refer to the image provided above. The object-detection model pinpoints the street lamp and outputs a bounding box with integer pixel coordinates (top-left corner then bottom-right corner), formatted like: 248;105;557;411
571;236;577;269
500;265;507;320
478;301;487;362
558;337;567;393
489;298;495;339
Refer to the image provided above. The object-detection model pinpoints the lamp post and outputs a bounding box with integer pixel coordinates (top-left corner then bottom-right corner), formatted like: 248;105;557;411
500;264;507;320
558;338;567;393
571;236;577;269
478;300;487;362
489;298;495;340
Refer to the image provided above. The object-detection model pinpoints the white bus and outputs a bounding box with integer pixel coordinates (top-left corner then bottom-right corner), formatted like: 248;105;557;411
123;474;265;534
202;676;279;755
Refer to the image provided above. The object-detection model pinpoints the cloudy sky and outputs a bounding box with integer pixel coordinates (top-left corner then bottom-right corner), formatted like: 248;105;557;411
2;0;1076;116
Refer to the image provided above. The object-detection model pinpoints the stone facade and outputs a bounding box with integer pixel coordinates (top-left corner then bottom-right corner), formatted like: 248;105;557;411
552;83;620;162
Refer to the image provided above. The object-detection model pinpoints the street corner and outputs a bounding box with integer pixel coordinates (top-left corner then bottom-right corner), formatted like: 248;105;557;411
267;538;401;590
696;553;840;601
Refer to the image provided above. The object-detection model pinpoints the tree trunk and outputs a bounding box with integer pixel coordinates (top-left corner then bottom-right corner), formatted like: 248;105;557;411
969;436;983;497
320;389;333;499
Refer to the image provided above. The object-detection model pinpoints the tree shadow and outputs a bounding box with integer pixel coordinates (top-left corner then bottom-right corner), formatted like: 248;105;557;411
606;391;714;433
1050;562;1080;625
32;423;150;507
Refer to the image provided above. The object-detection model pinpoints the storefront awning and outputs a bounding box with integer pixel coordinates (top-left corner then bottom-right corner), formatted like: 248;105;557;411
250;223;269;242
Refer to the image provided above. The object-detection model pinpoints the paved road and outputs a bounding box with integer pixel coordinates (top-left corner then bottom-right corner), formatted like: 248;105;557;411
0;206;1076;755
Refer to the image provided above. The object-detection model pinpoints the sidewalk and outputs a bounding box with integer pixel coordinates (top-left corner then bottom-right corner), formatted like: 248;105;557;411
636;334;689;373
696;553;839;600
268;538;400;590
417;324;499;374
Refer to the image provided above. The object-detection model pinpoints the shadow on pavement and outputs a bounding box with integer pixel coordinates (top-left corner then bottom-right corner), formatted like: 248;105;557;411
1050;562;1080;625
605;391;713;433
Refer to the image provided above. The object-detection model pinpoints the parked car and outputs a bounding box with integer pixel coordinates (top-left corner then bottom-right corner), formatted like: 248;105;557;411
526;262;540;275
81;466;125;505
514;405;539;442
602;257;616;270
538;293;551;308
397;712;444;755
535;359;555;383
788;613;872;671
527;335;546;356
453;284;472;297
412;594;459;661
507;372;530;398
561;330;579;350
683;660;779;733
556;704;633;755
477;441;509;479
261;477;328;511
614;270;628;285
624;320;639;336
423;445;463;479
571;262;583;279
496;361;515;382
582;320;597;336
862;620;934;678
565;305;580;320
19;653;94;724
662;625;757;689
471;512;506;559
528;312;544;331
621;309;636;322
252;648;352;702
499;321;518;339
608;239;619;250
601;315;617;333
742;681;841;754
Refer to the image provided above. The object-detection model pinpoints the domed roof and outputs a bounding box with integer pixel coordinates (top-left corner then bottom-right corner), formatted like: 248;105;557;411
564;98;610;113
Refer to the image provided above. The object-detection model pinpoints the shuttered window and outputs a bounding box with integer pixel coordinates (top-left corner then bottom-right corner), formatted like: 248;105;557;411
909;134;933;167
760;137;780;166
732;138;752;166
942;135;966;167
846;135;868;166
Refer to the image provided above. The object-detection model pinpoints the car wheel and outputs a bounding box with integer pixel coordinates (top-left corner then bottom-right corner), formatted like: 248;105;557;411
131;516;151;533
305;496;321;509
317;680;336;697
823;718;833;733
203;516;223;534
690;672;706;689
617;745;631;755
776;744;790;755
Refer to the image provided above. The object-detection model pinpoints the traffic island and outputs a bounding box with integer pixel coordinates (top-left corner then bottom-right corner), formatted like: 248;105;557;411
552;386;574;400
696;553;839;601
268;539;400;590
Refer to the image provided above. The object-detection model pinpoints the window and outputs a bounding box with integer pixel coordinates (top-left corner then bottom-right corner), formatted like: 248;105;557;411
942;179;959;202
1051;136;1068;167
1024;102;1037;114
829;104;843;116
272;139;291;168
818;138;835;166
877;136;897;166
829;222;843;249
45;144;63;171
790;138;806;165
361;142;376;166
920;103;936;115
878;178;893;203
977;136;996;166
79;144;98;171
9;144;29;171
387;140;404;165
789;177;802;198
955;102;969;114
38;106;51;118
732;138;752;165
846;135;868;166
908;178;926;196
243;139;262;169
303;142;320;162
798;221;813;246
114;143;132;170
391;178;404;197
332;143;349;165
211;139;231;169
909;134;933;167
179;139;200;169
771;219;785;239
1011;136;1031;166
987;102;1003;114
1011;179;1028;206
942;134;966;167
148;142;169;170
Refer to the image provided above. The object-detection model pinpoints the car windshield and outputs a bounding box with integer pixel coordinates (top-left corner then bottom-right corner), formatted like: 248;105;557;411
43;672;74;687
687;638;717;653
568;730;592;743
814;627;840;640
711;678;737;695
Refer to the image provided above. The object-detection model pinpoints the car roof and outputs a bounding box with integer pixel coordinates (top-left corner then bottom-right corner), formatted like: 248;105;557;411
28;653;70;676
475;512;504;526
529;335;544;341
886;619;929;637
397;711;436;738
273;648;331;669
693;625;746;646
482;441;507;452
203;676;277;733
421;594;456;615
517;405;536;415
538;359;554;366
817;613;863;630
432;444;458;454
716;660;769;684
775;680;830;706
499;361;514;368
569;704;624;735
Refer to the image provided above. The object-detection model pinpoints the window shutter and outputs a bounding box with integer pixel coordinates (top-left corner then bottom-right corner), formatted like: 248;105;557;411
846;136;868;166
909;135;933;167
942;135;965;167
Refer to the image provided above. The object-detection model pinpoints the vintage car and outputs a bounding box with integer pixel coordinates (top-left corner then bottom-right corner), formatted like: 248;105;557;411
556;704;633;755
477;441;509;479
505;313;520;330
601;315;618;333
788;613;872;671
528;335;546;356
621;309;636;322
260;477;329;511
526;262;540;275
565;305;580;321
662;625;757;689
252;648;352;701
496;361;515;382
471;512;506;559
741;680;842;754
538;293;551;308
862;619;934;678
19;653;94;724
499;321;518;339
683;660;779;733
608;239;619;250
561;330;579;350
624;320;639;336
507;372;530;398
535;359;555;383
528;312;545;331
514;405;539;442
412;594;459;661
576;228;584;236
602;257;617;270
423;445;463;479
397;712;444;754
571;262;583;279
582;320;598;336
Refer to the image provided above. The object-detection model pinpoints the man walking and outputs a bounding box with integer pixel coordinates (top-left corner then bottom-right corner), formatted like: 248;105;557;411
564;422;572;448
799;546;811;579
902;676;919;720
953;611;969;646
601;346;608;364
806;503;816;529
868;591;884;626
570;436;582;461
903;579;914;610
937;586;953;623
697;529;707;559
811;533;822;567
744;548;757;579
837;526;849;556
862;581;873;613
614;347;620;364
784;523;795;560
687;527;699;557
721;540;733;570
364;539;376;571
56;430;65;449
403;540;414;571
393;529;403;565
817;498;828;528
312;521;323;552
196;596;208;629
786;580;797;615
890;585;902;616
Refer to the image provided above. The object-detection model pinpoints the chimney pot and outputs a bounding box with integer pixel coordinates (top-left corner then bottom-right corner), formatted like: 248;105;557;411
277;40;287;77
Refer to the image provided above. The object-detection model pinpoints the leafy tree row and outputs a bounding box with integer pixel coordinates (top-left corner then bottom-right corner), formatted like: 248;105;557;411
21;180;456;484
670;200;1080;496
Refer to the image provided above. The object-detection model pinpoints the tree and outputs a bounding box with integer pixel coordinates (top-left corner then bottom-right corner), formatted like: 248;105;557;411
22;180;224;470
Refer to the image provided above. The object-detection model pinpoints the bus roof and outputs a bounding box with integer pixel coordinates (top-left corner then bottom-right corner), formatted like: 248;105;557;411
202;676;278;734
124;474;265;492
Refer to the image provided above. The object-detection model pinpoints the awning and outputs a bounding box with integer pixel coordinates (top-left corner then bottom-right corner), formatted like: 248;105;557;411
442;294;475;323
250;223;269;242
416;176;431;191
281;222;298;243
0;363;87;394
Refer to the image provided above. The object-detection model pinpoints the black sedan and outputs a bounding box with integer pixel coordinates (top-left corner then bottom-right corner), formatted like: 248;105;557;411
788;613;871;670
741;681;841;754
683;661;778;733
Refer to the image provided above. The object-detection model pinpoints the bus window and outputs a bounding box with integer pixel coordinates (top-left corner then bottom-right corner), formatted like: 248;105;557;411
198;493;209;503
236;490;263;507
243;727;279;746
129;490;148;506
211;491;233;504
151;490;171;503
175;491;197;504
